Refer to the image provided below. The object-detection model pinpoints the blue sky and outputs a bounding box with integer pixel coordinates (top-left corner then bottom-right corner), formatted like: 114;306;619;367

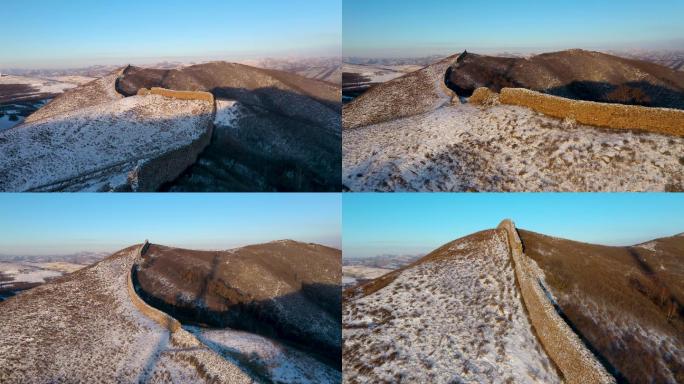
343;193;684;259
344;0;684;57
0;194;341;256
1;0;341;69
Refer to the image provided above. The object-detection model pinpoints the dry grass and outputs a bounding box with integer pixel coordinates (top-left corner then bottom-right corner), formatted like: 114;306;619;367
518;229;684;383
500;88;684;137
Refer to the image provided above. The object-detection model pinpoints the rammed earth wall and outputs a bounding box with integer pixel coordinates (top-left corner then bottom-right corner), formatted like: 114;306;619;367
499;88;684;137
127;242;182;332
497;220;616;384
137;87;215;103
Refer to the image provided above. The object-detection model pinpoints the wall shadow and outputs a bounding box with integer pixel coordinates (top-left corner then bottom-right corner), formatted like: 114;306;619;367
162;86;341;192
131;267;341;370
537;280;627;382
116;65;342;192
542;80;684;110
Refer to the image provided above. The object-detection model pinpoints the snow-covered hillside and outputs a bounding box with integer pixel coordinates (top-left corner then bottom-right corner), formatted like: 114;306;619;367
343;229;560;383
187;326;341;384
0;94;214;191
343;104;684;191
0;246;253;383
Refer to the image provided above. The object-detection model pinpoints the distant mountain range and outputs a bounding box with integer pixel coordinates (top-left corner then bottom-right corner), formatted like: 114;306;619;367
0;251;110;264
342;254;421;269
2;57;342;84
344;49;684;71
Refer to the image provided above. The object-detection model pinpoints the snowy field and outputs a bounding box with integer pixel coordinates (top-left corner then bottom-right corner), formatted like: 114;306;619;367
342;64;422;84
0;94;213;191
0;262;63;285
342;266;393;288
187;326;341;384
343;229;560;383
343;104;684;191
0;75;80;101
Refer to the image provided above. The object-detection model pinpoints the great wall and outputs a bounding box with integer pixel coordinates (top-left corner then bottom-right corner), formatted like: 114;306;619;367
497;220;616;384
126;241;182;332
125;241;252;383
468;86;684;136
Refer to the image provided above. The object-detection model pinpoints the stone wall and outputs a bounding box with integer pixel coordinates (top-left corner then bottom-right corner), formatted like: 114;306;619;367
497;220;615;384
499;88;684;137
126;242;181;332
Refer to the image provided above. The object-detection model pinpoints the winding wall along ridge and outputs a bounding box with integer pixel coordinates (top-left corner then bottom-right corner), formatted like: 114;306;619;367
497;220;615;384
126;242;254;383
499;88;684;137
126;242;182;332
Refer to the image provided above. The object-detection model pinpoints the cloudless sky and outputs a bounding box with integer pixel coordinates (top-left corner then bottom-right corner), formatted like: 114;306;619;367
343;193;684;259
344;0;684;57
1;0;341;69
0;194;340;256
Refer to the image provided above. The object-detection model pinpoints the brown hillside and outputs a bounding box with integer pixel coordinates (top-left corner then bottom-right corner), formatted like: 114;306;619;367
117;62;341;121
116;62;342;192
133;241;342;366
447;49;684;109
518;230;684;383
0;245;251;382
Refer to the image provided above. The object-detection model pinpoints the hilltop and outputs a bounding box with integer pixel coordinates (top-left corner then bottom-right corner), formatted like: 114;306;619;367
343;222;683;383
446;49;684;109
0;245;253;383
343;226;563;383
0;61;341;192
0;240;342;383
133;241;342;368
343;49;684;192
